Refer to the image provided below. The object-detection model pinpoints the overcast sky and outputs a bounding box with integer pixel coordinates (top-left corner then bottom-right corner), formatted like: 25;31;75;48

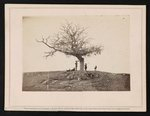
23;15;130;73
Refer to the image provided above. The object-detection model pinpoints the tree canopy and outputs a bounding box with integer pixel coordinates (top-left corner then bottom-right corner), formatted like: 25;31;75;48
37;22;103;71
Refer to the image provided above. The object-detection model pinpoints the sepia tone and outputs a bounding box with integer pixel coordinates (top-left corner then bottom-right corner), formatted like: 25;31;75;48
5;4;146;112
22;16;130;91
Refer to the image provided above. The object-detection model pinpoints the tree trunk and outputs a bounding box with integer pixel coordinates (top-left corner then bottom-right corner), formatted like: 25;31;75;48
78;57;84;71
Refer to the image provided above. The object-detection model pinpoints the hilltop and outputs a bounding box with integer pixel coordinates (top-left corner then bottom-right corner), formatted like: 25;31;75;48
23;71;130;91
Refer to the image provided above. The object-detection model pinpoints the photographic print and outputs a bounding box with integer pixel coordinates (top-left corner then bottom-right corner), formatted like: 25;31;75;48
22;16;130;91
5;4;146;111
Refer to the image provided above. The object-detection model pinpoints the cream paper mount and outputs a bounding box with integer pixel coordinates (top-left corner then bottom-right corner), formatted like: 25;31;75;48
5;4;146;111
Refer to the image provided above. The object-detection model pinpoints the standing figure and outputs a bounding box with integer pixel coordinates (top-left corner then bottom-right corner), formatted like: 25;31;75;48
75;61;78;71
94;65;97;71
85;63;87;71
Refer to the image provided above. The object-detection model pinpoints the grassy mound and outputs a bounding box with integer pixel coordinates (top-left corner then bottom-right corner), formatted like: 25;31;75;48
23;71;130;91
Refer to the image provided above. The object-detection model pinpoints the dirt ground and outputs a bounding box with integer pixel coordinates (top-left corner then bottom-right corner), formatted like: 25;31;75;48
22;71;130;91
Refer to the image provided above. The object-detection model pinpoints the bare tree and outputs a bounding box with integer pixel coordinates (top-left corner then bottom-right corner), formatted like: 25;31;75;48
37;22;103;71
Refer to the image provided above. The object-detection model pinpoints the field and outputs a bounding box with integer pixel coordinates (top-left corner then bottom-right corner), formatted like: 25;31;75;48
22;71;130;91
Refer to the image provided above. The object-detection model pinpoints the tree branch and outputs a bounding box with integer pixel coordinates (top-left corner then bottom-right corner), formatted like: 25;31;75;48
36;22;103;59
36;36;76;57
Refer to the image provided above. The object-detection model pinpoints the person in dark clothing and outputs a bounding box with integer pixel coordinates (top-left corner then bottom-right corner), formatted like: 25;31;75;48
85;63;87;71
94;65;97;71
75;61;78;71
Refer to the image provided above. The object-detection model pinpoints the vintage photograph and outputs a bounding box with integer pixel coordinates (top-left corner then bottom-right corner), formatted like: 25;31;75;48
5;5;146;111
22;15;130;91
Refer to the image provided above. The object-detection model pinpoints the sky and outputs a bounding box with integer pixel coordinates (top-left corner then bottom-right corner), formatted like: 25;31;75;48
23;15;130;73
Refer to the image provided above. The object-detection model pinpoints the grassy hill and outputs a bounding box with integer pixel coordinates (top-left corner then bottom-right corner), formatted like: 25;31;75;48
22;71;130;91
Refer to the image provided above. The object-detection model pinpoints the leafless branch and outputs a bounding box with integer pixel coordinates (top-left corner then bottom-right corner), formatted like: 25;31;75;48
36;22;103;59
